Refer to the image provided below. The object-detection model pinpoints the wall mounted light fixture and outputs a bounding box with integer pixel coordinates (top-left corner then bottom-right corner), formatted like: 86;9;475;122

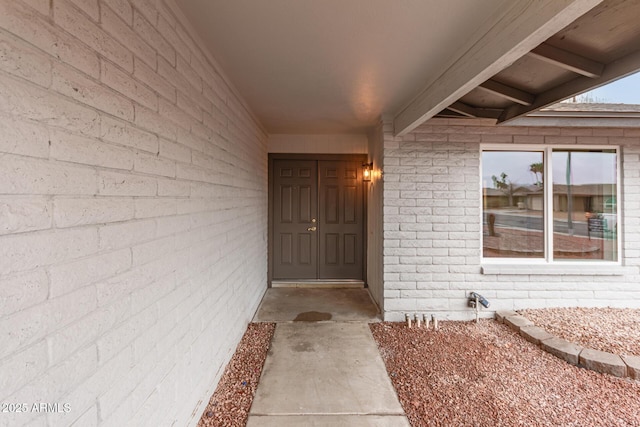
362;162;373;182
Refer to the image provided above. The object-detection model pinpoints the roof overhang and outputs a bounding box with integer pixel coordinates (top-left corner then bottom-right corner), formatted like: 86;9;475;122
433;0;640;131
177;0;640;135
504;102;640;127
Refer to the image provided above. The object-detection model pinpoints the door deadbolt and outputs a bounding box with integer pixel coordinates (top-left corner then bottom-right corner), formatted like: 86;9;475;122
311;218;317;223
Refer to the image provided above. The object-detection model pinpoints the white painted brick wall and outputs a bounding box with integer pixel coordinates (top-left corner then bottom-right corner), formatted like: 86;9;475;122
0;0;268;425
383;118;640;321
100;115;159;153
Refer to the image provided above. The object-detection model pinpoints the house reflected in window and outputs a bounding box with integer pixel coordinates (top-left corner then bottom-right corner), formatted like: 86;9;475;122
482;148;618;262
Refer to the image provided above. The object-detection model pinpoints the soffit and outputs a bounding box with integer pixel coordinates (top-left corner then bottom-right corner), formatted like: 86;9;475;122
177;0;512;133
439;0;640;124
177;0;640;134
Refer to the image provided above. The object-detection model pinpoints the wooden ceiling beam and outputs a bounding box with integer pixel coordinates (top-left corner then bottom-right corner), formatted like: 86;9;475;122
476;109;504;120
439;105;504;119
393;0;603;136
478;80;536;106
448;101;478;117
438;109;467;118
500;47;640;123
528;43;604;78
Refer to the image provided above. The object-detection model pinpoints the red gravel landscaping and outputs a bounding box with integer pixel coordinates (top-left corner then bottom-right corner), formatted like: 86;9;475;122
370;320;640;427
519;307;640;356
483;226;615;260
197;323;275;427
197;313;640;427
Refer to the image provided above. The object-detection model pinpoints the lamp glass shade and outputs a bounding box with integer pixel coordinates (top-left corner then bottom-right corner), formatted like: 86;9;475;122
363;163;372;182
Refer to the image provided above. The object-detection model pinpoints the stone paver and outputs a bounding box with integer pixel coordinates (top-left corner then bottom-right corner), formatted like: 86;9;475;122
541;337;583;365
621;355;640;379
579;348;627;378
503;311;640;379
500;311;639;379
519;325;554;345
504;315;534;332
495;310;518;323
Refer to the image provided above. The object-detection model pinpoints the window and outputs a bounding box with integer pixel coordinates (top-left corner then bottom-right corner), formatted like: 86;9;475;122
482;147;619;263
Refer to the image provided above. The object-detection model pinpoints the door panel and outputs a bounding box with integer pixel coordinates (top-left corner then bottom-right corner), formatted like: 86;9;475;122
319;161;363;279
280;234;292;264
344;186;357;223
299;186;312;222
344;234;357;264
325;186;339;223
298;234;312;264
272;160;318;279
280;186;293;222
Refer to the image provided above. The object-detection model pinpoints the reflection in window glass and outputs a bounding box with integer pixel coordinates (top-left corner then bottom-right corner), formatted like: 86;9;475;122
552;149;617;261
482;151;544;258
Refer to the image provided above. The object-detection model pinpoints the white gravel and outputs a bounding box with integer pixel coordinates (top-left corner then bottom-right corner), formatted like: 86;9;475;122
518;307;640;356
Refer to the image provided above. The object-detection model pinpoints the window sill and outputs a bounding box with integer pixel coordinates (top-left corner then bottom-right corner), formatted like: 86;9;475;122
481;264;627;276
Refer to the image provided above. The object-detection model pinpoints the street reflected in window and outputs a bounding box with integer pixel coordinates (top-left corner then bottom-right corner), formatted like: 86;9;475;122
482;148;618;262
482;151;544;258
552;149;617;261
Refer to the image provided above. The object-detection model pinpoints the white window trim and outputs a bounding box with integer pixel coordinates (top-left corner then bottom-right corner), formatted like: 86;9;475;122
481;264;628;276
480;144;622;270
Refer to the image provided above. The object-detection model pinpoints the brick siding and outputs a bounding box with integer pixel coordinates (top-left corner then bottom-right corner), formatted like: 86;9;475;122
0;0;267;425
382;118;640;321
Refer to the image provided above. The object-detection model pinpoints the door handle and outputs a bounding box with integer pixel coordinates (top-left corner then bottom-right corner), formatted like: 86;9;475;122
307;226;317;231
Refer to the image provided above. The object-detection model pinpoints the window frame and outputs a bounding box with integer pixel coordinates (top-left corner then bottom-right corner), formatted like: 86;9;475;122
480;144;621;266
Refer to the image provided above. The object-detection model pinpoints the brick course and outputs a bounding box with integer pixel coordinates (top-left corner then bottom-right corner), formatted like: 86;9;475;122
0;0;267;425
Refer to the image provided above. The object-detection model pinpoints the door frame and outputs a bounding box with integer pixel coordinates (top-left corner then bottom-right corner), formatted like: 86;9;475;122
268;153;368;287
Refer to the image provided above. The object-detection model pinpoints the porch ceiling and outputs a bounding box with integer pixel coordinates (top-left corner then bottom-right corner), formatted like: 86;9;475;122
177;0;639;135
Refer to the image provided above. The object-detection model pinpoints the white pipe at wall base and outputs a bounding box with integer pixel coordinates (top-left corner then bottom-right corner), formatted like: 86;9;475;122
475;296;480;323
423;314;430;330
405;313;412;328
415;314;421;328
432;314;438;331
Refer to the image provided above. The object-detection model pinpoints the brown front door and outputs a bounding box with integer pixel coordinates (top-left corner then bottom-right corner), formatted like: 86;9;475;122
272;158;364;281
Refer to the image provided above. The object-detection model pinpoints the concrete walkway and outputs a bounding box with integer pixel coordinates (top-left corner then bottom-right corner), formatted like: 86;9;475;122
247;289;410;426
